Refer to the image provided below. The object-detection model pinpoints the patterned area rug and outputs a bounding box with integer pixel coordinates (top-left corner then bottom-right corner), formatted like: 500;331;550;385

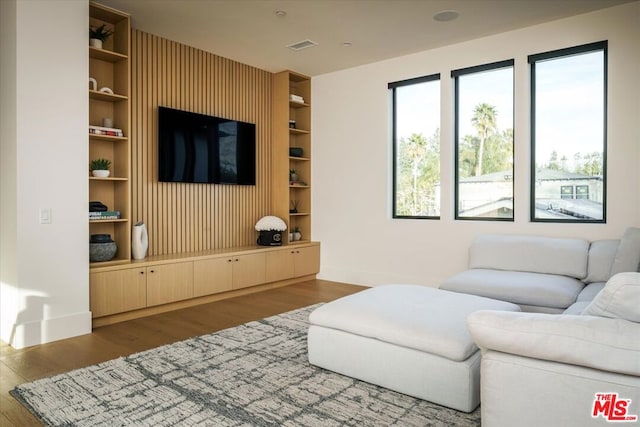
11;305;480;426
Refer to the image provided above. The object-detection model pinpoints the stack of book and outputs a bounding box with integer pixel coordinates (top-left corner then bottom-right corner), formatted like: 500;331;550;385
289;94;305;104
89;211;121;220
89;125;124;137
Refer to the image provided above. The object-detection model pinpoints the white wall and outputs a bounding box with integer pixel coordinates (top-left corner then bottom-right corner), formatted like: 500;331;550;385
0;0;91;348
312;3;640;287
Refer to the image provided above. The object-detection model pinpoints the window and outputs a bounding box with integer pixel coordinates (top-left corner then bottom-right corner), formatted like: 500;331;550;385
530;41;607;222
389;74;440;218
453;60;514;220
561;185;574;199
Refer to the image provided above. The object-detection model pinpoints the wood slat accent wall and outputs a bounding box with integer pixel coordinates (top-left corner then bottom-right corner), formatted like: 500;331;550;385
131;30;272;256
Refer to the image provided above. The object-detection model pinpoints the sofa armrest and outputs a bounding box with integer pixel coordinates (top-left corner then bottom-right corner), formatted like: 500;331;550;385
468;310;640;376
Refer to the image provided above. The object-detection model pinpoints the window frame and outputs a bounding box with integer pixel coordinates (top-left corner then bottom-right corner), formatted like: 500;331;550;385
389;73;441;219
529;41;608;223
452;59;515;221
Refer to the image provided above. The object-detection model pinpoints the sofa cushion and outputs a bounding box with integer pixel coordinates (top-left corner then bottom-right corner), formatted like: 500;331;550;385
582;272;640;322
468;310;640;376
469;234;589;279
585;240;618;283
576;282;605;302
308;285;520;362
440;269;584;309
610;227;640;275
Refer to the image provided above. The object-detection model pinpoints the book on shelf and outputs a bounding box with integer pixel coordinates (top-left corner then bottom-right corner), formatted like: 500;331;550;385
289;94;305;103
89;211;121;220
89;125;124;137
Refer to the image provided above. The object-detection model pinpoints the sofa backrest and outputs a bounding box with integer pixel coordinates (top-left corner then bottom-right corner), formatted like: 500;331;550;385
585;239;619;284
469;234;590;279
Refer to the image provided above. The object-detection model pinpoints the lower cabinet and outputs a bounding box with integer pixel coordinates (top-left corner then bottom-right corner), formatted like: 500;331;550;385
90;242;319;322
265;245;320;283
90;267;147;317
146;262;194;307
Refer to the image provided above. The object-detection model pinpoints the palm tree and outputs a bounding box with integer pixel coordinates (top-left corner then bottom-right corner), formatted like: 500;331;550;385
471;103;498;176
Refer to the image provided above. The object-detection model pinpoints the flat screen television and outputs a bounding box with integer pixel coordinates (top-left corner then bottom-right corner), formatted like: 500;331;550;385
158;107;256;185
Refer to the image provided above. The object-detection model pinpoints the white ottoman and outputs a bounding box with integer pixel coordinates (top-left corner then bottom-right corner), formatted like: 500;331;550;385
307;284;520;412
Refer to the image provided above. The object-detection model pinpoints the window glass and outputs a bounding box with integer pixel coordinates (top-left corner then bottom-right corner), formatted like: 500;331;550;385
530;42;607;222
389;75;440;218
453;61;514;220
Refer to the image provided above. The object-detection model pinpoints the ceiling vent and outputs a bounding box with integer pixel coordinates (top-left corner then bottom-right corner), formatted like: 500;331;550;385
286;39;318;51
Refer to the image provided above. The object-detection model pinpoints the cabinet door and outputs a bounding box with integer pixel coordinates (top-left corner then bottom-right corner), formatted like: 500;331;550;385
232;253;266;290
90;268;146;317
265;248;295;283
146;262;194;306
294;245;320;277
193;257;233;297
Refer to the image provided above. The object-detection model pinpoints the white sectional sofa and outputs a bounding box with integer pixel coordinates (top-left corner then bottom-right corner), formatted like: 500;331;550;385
440;227;640;313
467;272;640;427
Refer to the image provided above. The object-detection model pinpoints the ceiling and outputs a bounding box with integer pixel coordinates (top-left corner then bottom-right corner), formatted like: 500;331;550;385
99;0;635;77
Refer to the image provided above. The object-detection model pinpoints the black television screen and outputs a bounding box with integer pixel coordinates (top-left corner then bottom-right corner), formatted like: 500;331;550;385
158;107;256;185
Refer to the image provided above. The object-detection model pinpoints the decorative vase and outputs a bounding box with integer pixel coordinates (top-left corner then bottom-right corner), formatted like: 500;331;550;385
293;231;302;241
89;234;117;262
92;170;110;178
90;38;103;49
132;222;148;260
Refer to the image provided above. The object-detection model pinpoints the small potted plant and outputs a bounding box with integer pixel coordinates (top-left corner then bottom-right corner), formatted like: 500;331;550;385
90;158;111;178
89;24;114;49
289;168;299;183
292;227;302;241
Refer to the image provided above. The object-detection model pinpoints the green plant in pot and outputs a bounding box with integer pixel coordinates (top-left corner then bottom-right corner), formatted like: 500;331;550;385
289;169;299;183
89;24;114;49
90;158;111;178
292;227;302;241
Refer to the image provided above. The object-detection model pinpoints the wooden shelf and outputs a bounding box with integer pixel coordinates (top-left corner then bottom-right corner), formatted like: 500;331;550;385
289;128;309;135
290;212;310;216
89;218;129;224
89;134;128;142
289;156;310;161
89;89;128;102
289;101;310;108
89;46;128;62
89;176;128;181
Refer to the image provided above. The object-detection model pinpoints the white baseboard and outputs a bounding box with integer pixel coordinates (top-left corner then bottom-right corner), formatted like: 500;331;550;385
7;311;92;349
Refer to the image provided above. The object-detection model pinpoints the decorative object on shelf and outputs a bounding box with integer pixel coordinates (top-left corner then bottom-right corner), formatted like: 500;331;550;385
89;211;120;220
132;222;149;260
89;24;114;49
90;158;111;177
289;169;299;182
290;199;299;214
99;87;114;94
292;227;302;241
255;216;287;246
289;120;296;129
102;118;113;128
89;77;97;91
89;234;117;262
289;94;305;104
289;147;304;157
89;125;124;137
89;201;108;212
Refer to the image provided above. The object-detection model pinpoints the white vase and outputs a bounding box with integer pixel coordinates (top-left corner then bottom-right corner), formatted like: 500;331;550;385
132;222;148;260
90;38;103;49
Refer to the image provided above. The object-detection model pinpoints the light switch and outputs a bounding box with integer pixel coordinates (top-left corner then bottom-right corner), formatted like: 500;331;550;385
40;208;51;224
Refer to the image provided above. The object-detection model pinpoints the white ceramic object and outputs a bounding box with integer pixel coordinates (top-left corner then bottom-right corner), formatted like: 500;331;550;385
132;222;149;260
92;170;110;178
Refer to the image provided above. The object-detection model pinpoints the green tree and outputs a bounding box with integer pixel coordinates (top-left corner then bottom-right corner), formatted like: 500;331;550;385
471;103;498;176
396;130;440;215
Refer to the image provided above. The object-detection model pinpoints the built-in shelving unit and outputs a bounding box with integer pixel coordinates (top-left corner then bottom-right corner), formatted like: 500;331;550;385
273;70;312;244
89;2;131;266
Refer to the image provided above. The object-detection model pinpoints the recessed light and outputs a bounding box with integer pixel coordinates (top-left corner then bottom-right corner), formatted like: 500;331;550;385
342;42;352;47
275;10;287;17
433;10;459;22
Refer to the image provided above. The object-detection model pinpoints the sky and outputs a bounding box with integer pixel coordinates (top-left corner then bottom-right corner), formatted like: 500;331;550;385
393;50;604;168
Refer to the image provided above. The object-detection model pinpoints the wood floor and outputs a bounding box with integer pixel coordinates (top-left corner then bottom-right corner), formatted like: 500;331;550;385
0;279;365;426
